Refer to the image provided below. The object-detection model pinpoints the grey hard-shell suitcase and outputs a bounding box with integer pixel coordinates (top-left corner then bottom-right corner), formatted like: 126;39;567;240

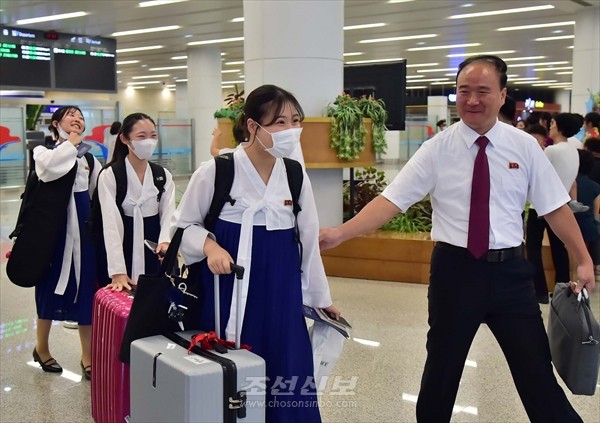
129;264;266;423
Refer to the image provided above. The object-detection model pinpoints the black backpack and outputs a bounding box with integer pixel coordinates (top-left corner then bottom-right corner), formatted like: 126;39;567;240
90;160;166;285
204;152;304;258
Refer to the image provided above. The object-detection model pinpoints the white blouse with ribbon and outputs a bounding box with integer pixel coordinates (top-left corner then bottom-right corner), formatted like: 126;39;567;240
172;148;332;342
97;157;176;283
33;141;101;300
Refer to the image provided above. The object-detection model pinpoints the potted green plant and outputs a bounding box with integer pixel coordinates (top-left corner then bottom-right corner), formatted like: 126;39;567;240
342;166;432;231
326;93;367;160
214;84;245;121
358;96;388;155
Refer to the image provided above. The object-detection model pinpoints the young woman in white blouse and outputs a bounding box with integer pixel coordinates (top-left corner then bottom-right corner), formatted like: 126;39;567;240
172;85;339;423
97;113;175;292
32;106;101;380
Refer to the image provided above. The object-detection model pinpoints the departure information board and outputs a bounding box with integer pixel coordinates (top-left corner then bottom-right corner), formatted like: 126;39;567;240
0;26;117;93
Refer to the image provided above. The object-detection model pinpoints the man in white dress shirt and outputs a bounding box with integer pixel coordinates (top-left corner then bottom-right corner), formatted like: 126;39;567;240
320;55;593;422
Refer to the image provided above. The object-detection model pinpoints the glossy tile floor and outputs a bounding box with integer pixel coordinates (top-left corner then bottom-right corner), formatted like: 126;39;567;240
1;174;600;423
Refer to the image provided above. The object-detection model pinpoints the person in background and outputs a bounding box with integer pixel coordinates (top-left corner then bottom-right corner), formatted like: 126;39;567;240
567;113;584;150
436;119;446;132
574;149;600;278
210;125;237;156
527;113;584;303
172;84;340;423
32;106;101;381
497;95;516;125
584;112;600;140
516;119;527;130
584;137;600;185
320;55;592;423
96;113;176;292
525;124;548;149
105;121;122;162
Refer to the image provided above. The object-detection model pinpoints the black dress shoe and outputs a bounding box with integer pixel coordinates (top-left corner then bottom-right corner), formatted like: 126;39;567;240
32;348;63;373
80;361;91;381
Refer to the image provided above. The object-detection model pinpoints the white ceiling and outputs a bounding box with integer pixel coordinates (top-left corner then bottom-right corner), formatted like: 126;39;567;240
1;0;598;92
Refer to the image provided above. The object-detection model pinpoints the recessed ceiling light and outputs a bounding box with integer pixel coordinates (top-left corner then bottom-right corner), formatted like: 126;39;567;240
407;78;449;83
16;11;88;25
171;56;187;60
503;56;545;61
447;50;516;57
417;68;458;73
225;61;245;65
449;5;553;19
222;80;245;84
513;79;557;84
187;37;244;46
507;77;539;81
406;75;424;79
497;21;574;31
132;74;170;79
175;79;188;82
221;69;240;73
388;0;415;3
343;52;364;57
344;23;387;30
406;63;439;68
552;29;564;34
231;17;244;23
139;0;188;7
128;81;162;85
116;60;140;65
533;66;572;71
112;25;180;37
554;71;573;75
407;43;480;51
149;65;187;71
346;58;405;64
359;34;436;43
406;86;427;90
116;45;163;53
509;61;568;67
461;3;475;7
534;35;574;41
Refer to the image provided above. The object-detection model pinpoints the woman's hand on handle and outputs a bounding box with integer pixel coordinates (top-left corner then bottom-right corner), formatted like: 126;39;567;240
204;238;234;275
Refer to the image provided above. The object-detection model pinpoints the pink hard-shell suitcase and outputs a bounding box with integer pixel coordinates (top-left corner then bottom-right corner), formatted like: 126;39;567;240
91;288;133;423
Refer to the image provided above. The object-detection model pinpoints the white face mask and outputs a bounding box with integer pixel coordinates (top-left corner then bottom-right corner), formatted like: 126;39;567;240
57;124;70;140
129;138;158;160
256;125;303;158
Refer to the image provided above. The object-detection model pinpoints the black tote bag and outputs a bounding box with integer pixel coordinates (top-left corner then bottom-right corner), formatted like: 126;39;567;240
7;164;77;287
119;227;203;363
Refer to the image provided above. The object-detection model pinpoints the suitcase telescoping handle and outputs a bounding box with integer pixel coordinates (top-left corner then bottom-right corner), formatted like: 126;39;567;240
214;263;245;349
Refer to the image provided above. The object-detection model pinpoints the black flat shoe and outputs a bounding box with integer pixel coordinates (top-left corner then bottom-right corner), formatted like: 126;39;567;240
32;348;63;373
80;361;91;381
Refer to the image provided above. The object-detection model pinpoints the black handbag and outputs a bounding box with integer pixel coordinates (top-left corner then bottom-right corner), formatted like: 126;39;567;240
548;283;600;396
7;164;77;287
119;227;203;363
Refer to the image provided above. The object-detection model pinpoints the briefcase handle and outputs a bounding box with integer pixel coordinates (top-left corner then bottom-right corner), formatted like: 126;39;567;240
569;288;599;346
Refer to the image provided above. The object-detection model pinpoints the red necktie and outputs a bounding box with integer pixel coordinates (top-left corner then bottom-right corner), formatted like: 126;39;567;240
467;136;490;259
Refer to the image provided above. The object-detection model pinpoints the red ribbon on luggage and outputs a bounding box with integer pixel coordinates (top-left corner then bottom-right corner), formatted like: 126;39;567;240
188;331;252;353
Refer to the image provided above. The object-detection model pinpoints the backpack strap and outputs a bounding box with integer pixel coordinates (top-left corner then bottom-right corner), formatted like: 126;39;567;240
205;152;235;232
283;157;304;265
148;161;167;202
84;152;94;184
111;160;128;217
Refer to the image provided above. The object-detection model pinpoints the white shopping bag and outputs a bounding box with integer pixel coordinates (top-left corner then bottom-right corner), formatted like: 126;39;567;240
309;321;346;390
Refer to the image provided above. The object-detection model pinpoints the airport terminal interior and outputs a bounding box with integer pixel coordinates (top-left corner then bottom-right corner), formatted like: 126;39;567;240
1;174;600;423
1;0;600;422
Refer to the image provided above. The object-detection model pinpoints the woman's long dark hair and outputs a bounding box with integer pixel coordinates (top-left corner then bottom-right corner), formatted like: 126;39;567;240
232;84;304;145
106;112;156;166
47;105;84;139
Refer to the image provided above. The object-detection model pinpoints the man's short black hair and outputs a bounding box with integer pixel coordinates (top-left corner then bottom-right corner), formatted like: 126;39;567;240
499;95;516;123
525;124;548;138
456;55;508;89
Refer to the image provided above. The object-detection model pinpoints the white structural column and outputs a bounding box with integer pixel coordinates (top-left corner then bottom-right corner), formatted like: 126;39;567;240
571;6;600;115
243;0;345;227
186;46;222;168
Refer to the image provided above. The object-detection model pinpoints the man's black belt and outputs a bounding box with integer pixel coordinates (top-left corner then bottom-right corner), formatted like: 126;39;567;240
435;242;524;263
